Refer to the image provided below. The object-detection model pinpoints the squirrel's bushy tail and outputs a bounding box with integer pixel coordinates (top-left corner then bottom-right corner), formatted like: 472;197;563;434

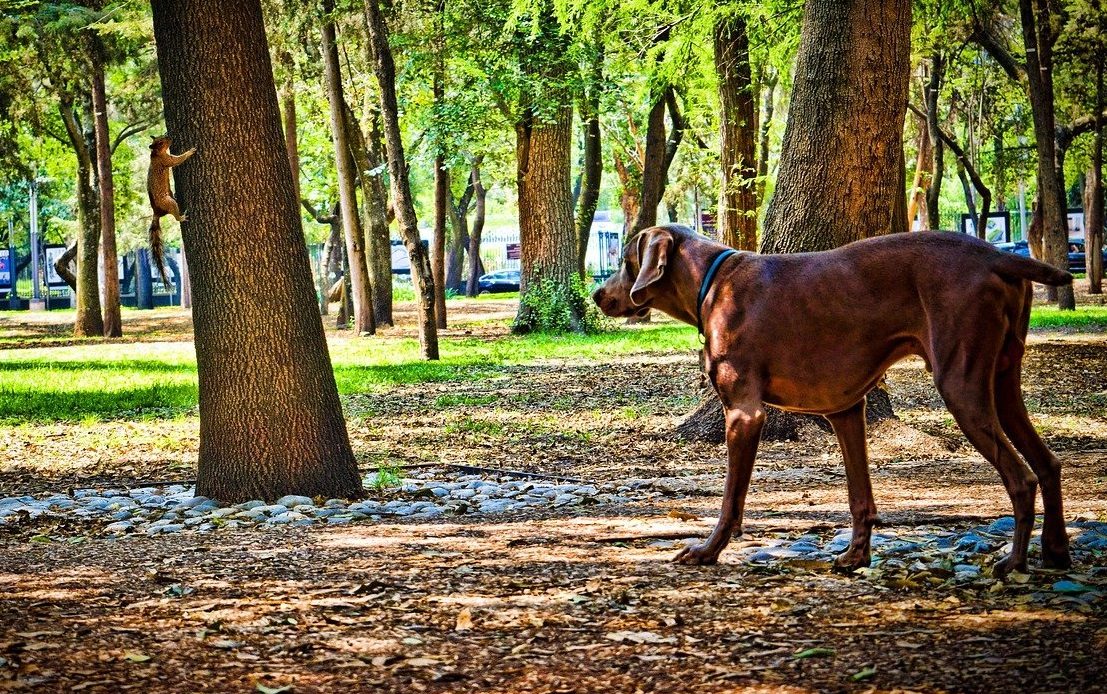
148;217;173;290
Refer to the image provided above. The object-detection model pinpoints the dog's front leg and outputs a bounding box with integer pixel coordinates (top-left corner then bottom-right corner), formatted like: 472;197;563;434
675;403;764;565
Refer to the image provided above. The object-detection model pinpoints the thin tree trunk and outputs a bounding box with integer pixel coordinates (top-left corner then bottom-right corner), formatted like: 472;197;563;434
756;72;777;205
151;0;362;502
343;102;393;327
364;0;439;358
575;43;603;277
632;93;666;233
1019;0;1075;309
59;96;104;336
465;162;487;297
281;53;301;210
1088;60;1104;294
613;153;640;238
924;53;945;231
54;243;78;290
302;198;341;315
906;111;932;229
715;15;758;251
91;39;121;337
431;0;448;329
322;3;374;335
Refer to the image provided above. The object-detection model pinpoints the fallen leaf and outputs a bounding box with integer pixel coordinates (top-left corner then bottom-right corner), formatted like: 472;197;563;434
123;652;151;663
455;607;473;632
793;647;835;660
255;686;293;694
605;631;677;645
667;510;698;521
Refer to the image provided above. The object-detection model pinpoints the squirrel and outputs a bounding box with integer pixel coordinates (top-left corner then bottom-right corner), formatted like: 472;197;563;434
147;135;195;287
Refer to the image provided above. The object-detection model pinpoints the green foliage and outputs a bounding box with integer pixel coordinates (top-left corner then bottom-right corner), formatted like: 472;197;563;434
516;271;606;334
369;462;402;490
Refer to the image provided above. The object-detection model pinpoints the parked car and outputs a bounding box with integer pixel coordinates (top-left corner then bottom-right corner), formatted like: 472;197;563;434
477;269;520;294
994;238;1106;275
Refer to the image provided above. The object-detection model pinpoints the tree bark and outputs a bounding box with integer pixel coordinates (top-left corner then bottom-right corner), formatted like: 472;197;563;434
575;88;602;276
1088;60;1104;294
151;0;363;502
756;72;777;205
760;0;911;253
364;0;439;358
465;162;487;297
924;53;945;230
431;0;448;329
1019;0;1075;309
59;95;104;336
514;105;580;332
906;110;932;229
91;39;121;338
322;4;374;335
715;15;758;251
343;102;393;327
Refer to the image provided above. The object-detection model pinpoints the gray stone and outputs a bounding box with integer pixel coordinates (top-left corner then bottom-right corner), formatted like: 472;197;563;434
554;493;580;507
452;489;478;500
103;521;133;533
236;500;266;510
276;495;315;508
269;511;306;524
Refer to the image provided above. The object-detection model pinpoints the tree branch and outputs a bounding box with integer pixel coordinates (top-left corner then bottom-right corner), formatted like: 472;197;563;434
111;117;157;155
908;103;992;234
969;21;1026;83
301;198;337;224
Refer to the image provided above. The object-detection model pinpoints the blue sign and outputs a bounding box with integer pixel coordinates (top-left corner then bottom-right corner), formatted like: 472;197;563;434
0;248;10;286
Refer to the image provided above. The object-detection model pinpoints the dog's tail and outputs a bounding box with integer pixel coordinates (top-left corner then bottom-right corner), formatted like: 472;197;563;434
992;253;1073;286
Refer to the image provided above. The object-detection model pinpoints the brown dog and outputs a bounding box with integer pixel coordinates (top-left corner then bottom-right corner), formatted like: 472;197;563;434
592;224;1073;577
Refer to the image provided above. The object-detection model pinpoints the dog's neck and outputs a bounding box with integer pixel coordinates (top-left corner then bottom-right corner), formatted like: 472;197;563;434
663;235;744;329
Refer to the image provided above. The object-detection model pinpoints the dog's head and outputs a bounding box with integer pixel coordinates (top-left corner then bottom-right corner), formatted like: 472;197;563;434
592;226;675;318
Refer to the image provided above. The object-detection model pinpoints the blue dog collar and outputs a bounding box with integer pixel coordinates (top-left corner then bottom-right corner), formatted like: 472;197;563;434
697;249;738;335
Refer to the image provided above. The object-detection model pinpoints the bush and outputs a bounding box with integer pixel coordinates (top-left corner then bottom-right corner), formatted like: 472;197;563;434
515;271;607;334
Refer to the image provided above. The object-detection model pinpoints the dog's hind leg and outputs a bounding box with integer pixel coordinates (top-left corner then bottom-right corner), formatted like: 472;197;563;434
675;400;764;566
995;345;1070;569
825;400;876;572
934;338;1038;578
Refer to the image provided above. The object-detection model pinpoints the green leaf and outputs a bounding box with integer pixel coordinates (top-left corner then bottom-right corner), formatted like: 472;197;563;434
793;647;835;660
851;666;877;681
124;652;151;663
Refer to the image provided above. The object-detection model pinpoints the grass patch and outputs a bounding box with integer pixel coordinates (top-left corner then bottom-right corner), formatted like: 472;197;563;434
1030;306;1107;330
0;323;697;424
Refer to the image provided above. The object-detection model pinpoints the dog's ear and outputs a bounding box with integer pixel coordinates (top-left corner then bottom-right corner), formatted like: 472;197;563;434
630;228;673;305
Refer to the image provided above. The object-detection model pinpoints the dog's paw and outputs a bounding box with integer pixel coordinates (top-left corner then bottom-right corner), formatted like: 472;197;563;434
832;549;871;573
1039;546;1072;570
992;554;1028;579
673;544;720;566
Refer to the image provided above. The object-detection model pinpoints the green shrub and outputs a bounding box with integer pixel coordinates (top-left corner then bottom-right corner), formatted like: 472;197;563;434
515;271;607;334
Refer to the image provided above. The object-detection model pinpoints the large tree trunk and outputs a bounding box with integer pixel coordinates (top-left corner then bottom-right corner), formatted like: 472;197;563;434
465;162;487;297
151;0;363;502
365;0;439;358
514;105;580;332
91;39;121;338
343;103;394;327
322;5;374;335
59;96;104;336
715;15;758;251
681;0;910;442
761;0;910;252
1088;61;1104;295
1019;0;1075;310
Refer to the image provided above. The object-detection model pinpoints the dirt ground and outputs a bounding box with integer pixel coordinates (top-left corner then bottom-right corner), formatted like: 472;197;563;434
1;297;1106;693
